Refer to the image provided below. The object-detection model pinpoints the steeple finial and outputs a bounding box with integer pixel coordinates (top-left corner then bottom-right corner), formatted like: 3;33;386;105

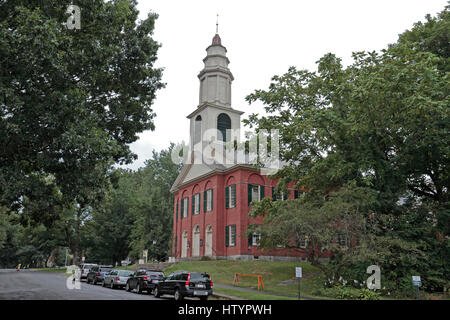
211;14;221;45
216;14;219;34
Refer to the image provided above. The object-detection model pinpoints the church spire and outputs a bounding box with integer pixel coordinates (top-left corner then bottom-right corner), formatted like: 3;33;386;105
216;13;219;34
212;14;221;45
198;21;233;108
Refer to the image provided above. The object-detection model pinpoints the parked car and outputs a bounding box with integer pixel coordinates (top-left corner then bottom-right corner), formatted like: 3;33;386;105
86;265;113;285
79;263;97;281
153;271;213;301
103;269;134;289
125;269;165;294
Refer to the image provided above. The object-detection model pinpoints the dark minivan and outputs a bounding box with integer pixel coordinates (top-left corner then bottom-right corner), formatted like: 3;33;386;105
86;265;113;285
153;271;213;301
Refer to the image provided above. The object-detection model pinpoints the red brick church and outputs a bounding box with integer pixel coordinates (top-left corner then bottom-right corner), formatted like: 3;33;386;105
170;32;307;261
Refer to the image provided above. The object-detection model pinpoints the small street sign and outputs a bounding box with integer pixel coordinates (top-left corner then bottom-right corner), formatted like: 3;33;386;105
295;267;302;278
295;267;302;300
412;276;422;287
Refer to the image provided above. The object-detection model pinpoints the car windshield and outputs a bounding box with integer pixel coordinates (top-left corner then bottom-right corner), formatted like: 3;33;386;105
189;273;210;281
119;271;133;277
100;268;113;272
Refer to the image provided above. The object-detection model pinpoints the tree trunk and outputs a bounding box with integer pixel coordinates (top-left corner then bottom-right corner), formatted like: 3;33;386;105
72;208;81;266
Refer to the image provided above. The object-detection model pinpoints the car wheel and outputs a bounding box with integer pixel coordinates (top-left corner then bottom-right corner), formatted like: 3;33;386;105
86;277;90;284
153;286;160;298
110;282;115;289
174;288;183;301
136;283;142;294
125;282;131;292
93;278;97;285
102;280;106;287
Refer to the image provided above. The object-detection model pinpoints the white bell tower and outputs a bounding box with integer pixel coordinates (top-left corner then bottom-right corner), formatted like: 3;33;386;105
187;28;244;165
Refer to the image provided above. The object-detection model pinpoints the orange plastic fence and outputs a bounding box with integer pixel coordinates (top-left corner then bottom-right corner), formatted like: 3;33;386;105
233;273;265;291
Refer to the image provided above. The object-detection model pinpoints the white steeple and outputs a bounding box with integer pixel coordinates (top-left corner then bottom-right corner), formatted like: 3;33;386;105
170;28;246;192
197;32;233;107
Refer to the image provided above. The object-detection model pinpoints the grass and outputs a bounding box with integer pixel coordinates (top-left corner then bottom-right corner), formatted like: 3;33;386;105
213;286;297;300
161;260;327;299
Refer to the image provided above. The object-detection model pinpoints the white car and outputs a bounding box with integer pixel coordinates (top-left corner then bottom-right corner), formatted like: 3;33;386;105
80;263;97;280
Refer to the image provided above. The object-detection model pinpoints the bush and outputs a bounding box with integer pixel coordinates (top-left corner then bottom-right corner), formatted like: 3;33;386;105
357;288;381;300
325;285;381;300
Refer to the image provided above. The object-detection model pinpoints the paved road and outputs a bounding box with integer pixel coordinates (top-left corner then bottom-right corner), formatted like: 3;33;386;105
0;269;164;300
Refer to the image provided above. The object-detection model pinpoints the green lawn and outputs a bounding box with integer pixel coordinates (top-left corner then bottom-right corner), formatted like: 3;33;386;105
162;260;326;299
213;286;297;300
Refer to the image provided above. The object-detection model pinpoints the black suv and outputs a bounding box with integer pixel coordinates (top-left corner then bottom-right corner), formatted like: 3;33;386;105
125;269;165;294
86;265;113;285
153;271;213;301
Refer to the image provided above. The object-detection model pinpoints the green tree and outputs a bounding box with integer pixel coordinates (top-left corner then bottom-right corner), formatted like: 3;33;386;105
81;169;136;265
129;144;182;261
0;0;164;233
79;144;181;265
245;6;449;292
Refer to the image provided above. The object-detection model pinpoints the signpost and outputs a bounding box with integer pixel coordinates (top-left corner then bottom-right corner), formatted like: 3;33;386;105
412;276;421;300
295;267;302;300
143;250;148;264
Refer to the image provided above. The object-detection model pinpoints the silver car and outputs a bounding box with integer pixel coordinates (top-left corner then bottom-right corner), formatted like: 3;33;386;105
103;270;134;289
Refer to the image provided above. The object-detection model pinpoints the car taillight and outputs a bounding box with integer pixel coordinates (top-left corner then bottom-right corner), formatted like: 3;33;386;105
81;270;84;274
185;273;191;286
96;272;100;276
210;280;214;287
115;277;120;281
142;276;149;280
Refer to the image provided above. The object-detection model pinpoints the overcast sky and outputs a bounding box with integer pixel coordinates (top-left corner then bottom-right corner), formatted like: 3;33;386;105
123;0;447;170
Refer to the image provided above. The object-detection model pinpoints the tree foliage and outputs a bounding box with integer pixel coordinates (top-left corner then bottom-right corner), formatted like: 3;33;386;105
0;0;164;226
245;5;449;292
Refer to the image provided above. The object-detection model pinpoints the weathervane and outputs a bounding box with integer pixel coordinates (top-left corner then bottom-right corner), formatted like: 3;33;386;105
216;13;219;34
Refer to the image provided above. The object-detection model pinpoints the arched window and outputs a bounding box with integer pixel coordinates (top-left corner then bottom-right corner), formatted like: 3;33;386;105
194;115;202;145
217;113;231;142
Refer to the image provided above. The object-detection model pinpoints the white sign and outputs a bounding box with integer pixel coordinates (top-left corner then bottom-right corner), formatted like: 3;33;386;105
412;276;421;282
295;267;302;278
82;256;85;262
143;250;148;258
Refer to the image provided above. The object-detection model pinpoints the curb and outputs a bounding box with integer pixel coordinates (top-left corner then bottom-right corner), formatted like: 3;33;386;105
212;292;248;300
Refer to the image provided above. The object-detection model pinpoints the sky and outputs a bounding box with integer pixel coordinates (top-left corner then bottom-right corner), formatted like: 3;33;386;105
123;0;448;170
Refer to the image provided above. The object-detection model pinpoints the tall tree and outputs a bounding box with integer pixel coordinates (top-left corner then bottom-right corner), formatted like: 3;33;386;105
0;1;164;234
245;6;449;291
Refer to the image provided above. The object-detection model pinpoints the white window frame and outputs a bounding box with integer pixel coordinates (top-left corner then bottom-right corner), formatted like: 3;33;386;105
251;185;260;202
298;234;308;249
252;232;261;246
207;189;213;211
183;198;188;218
227;225;236;246
226;185;236;209
193;193;200;215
